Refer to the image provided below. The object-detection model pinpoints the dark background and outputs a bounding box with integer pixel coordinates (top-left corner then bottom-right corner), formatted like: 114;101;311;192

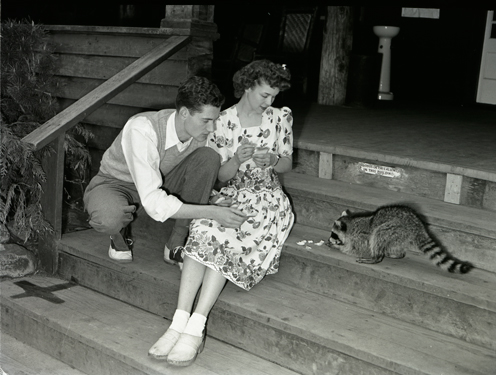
2;2;490;107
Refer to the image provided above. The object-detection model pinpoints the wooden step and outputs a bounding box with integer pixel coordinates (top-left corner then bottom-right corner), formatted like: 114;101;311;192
280;172;496;273
277;224;496;351
58;224;496;352
54;228;496;374
292;148;496;212
290;103;496;212
1;332;86;375
0;276;299;375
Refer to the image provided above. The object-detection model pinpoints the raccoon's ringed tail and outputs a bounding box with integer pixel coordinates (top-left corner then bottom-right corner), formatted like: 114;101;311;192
421;241;473;274
451;261;474;274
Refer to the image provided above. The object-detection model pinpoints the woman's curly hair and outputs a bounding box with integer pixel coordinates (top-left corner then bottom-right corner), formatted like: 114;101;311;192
233;60;291;99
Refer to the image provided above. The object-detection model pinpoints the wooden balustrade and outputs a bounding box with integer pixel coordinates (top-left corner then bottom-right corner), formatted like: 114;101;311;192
21;35;191;272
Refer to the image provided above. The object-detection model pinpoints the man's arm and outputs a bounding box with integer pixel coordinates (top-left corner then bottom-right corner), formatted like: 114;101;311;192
121;117;183;222
171;203;250;228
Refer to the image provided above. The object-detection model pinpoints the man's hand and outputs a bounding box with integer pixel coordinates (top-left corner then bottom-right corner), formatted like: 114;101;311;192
213;206;253;228
210;195;233;207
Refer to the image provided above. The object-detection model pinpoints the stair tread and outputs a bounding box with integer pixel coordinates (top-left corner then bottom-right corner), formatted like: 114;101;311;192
60;226;496;314
281;172;496;238
285;224;496;312
223;278;496;375
1;332;87;375
1;276;299;375
57;228;496;374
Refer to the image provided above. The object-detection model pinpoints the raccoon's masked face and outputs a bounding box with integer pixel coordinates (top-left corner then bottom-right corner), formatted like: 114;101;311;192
327;210;350;248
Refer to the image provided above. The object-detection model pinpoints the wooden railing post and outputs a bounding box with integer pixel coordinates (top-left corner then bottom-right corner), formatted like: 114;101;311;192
22;36;191;273
38;134;65;273
318;6;354;105
161;5;218;78
161;5;215;28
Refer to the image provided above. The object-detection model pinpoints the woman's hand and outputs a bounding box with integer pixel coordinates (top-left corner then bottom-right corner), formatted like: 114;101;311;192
219;142;255;182
252;149;277;169
234;142;256;165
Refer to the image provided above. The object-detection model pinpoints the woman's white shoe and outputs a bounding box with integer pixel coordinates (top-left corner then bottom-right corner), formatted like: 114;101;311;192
167;332;205;367
148;328;181;360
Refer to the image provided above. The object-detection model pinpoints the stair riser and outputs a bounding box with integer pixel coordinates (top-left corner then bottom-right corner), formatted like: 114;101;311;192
286;191;496;273
58;253;179;318
276;251;496;351
208;309;398;375
293;148;496;211
57;253;397;375
1;302;149;375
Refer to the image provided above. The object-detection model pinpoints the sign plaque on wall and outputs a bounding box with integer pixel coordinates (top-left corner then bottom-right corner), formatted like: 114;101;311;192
359;162;402;178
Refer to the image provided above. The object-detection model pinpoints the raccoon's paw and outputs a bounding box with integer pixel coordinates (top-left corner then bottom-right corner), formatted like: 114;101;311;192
386;253;405;259
356;255;384;264
327;234;343;248
326;239;343;249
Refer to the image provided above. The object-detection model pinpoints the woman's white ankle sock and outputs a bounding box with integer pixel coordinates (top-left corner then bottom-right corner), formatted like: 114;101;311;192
183;312;207;337
169;309;190;333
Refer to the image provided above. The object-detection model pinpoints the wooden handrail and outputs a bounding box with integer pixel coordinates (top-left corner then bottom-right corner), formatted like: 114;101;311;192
22;35;191;150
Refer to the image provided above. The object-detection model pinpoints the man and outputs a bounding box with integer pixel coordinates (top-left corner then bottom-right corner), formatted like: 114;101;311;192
83;76;248;264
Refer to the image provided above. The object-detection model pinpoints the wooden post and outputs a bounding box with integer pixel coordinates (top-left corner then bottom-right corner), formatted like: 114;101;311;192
38;134;65;273
161;5;215;30
318;6;354;105
319;152;334;179
161;5;219;79
444;173;463;204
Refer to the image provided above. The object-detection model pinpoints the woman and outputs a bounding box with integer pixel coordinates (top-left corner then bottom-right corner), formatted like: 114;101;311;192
148;60;294;367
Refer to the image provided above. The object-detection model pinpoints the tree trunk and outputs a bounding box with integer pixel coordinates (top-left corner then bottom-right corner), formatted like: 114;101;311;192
318;6;354;105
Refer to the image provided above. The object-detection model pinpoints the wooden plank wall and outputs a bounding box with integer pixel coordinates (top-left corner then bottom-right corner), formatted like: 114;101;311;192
293;148;496;211
46;27;212;179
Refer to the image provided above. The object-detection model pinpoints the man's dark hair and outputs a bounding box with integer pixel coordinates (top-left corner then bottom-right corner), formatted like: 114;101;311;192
233;60;291;99
176;76;225;113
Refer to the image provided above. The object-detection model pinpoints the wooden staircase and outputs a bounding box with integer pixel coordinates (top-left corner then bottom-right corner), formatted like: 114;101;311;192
2;105;496;374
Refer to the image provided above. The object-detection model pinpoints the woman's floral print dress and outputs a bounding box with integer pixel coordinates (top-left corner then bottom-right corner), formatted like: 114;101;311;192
183;105;295;290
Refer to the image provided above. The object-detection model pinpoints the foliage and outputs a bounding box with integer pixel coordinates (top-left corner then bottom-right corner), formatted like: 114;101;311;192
0;124;50;241
1;19;93;243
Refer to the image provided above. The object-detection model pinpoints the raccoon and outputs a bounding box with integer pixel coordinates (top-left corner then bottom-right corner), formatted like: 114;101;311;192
327;205;473;274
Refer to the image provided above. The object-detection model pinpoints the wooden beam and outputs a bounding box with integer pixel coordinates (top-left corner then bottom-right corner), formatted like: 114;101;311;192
22;36;191;151
444;173;463;204
318;6;353;105
40;136;65;239
37;135;65;273
319;152;333;179
53;55;188;85
162;5;215;28
52;76;179;109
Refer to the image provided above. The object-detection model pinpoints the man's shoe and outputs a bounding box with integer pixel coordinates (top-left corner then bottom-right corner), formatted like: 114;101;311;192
148;328;181;360
166;332;205;367
164;245;184;269
109;233;133;262
108;244;132;262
